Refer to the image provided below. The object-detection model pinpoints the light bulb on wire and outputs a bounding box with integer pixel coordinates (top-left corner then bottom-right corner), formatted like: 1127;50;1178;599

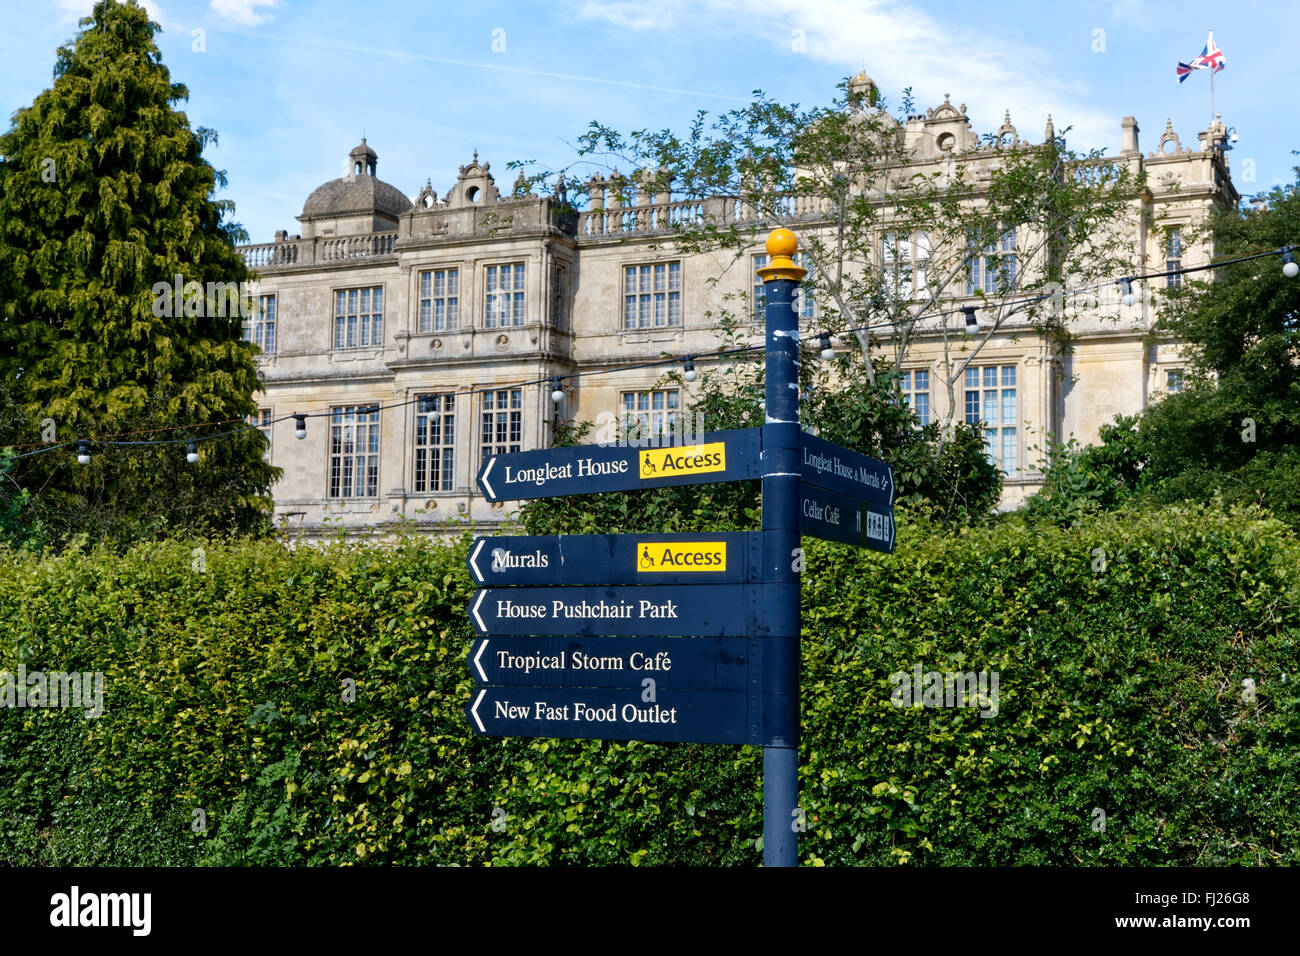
76;440;90;465
962;306;980;335
1282;247;1298;279
186;439;198;464
819;333;834;360
1119;278;1137;307
293;414;307;440
550;376;564;404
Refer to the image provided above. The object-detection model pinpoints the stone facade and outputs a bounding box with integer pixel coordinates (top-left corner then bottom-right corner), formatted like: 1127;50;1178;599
236;83;1239;538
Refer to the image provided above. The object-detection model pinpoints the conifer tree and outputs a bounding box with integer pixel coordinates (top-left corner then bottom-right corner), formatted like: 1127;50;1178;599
0;0;275;545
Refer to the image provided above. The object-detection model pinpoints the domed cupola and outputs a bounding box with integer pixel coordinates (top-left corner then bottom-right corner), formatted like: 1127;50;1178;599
848;69;879;108
298;139;413;237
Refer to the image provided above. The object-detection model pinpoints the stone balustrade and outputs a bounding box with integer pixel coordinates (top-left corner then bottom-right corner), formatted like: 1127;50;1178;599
319;233;397;261
580;199;708;237
240;240;303;268
241;193;838;264
578;194;832;238
239;233;399;270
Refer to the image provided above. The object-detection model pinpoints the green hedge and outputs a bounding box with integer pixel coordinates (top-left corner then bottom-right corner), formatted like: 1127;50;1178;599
1;503;1296;865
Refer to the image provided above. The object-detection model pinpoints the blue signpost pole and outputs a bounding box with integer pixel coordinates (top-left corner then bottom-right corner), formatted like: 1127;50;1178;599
757;229;807;867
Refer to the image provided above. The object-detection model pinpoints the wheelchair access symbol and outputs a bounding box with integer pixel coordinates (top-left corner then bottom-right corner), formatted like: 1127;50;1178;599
640;546;655;569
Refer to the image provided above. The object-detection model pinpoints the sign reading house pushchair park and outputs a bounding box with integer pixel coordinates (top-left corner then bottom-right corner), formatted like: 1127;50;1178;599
465;229;895;867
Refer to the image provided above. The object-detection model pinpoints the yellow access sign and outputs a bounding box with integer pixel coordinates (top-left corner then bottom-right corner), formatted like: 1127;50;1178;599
638;442;726;480
636;540;728;573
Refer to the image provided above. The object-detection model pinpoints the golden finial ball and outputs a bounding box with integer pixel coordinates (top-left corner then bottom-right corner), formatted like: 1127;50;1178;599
766;228;798;258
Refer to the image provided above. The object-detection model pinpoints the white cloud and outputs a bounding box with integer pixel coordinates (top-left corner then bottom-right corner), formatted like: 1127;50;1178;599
209;0;282;28
576;1;672;32
574;0;1120;151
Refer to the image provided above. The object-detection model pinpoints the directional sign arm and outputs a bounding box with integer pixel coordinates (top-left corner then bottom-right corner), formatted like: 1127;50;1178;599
799;431;894;510
464;533;759;587
469;585;768;637
475;429;762;502
466;686;757;745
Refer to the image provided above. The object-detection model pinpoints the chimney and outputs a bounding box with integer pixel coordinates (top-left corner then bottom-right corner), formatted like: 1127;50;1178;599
1121;116;1140;156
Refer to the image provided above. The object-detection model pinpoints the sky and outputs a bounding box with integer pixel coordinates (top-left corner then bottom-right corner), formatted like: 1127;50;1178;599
2;0;1296;244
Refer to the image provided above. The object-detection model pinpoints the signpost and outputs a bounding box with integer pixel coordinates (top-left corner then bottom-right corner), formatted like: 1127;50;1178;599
464;228;896;867
756;234;803;869
798;431;896;553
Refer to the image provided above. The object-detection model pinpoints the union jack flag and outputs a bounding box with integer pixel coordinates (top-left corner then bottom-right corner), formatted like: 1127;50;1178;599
1178;31;1225;82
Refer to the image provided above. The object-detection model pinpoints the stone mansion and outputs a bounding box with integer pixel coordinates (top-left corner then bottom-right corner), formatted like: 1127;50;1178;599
235;79;1239;539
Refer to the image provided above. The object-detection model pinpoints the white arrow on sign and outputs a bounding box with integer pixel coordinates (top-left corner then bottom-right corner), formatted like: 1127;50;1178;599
469;538;486;583
480;458;497;499
473;640;490;681
471;590;488;631
470;688;486;732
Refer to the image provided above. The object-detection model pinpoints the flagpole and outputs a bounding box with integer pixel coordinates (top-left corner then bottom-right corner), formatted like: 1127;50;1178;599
1208;27;1215;125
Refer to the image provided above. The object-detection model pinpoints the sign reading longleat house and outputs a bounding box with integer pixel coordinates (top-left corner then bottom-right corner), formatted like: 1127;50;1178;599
475;429;763;502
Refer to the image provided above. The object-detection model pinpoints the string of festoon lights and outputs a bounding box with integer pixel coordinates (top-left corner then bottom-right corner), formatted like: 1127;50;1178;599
5;242;1294;467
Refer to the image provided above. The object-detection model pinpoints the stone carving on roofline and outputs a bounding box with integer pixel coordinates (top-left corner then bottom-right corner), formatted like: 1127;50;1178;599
415;179;438;209
1151;118;1187;157
444;150;501;208
606;167;630;208
513;169;538;200
928;93;964;121
995;111;1019;148
910;91;977;157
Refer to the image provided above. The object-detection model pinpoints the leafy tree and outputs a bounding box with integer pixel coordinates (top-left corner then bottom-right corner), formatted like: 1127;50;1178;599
512;76;1139;529
519;77;1140;423
0;450;45;550
1028;169;1300;524
1021;418;1143;525
0;0;275;546
1141;169;1300;473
